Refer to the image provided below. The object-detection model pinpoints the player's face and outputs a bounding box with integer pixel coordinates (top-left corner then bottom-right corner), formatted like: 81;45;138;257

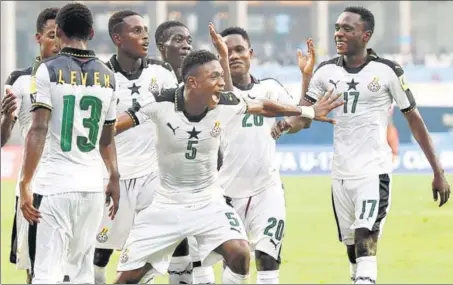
334;12;371;56
188;60;225;108
36;19;59;59
115;15;149;58
159;26;192;69
223;34;253;77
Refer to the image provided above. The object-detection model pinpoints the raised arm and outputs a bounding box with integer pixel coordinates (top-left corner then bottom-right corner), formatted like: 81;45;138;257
209;23;234;91
388;62;450;206
1;88;18;147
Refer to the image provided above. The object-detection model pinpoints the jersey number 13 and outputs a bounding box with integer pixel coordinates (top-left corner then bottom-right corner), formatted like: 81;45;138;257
61;95;102;152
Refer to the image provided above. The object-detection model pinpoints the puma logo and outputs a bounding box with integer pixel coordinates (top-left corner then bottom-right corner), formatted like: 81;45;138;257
166;122;179;135
329;79;339;89
247;94;256;100
269;239;278;250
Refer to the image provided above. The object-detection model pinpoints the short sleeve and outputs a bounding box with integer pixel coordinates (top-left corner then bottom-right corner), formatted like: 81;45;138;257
304;67;327;104
265;79;295;105
387;64;416;114
133;96;160;124
30;64;52;111
104;91;117;125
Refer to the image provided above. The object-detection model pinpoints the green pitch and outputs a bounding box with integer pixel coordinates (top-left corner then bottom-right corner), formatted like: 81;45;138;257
2;175;452;284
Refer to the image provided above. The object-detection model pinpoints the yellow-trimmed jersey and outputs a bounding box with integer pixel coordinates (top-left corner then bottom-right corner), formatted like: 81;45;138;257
31;47;117;194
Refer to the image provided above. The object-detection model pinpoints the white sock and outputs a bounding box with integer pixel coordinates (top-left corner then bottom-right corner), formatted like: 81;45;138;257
193;265;215;284
168;255;193;284
355;256;377;284
256;270;279;284
350;263;357;283
94;265;106;284
222;266;249;284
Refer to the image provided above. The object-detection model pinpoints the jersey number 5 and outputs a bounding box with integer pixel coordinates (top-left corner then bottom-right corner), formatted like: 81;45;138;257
61;95;102;152
185;140;198;160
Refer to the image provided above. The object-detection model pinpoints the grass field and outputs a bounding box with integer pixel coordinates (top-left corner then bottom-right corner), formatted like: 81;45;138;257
1;175;453;284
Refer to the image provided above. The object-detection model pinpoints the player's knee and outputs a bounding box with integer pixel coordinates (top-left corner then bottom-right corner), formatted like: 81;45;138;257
255;250;279;271
173;238;189;257
354;228;379;258
224;241;250;275
346;244;356;263
94;248;114;267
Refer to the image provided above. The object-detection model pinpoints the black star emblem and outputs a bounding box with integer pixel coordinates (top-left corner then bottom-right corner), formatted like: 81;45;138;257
346;79;359;91
187;127;201;139
128;83;141;95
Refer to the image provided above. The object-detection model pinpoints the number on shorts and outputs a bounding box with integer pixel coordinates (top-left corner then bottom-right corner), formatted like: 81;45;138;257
359;199;378;219
225;212;240;227
264;217;285;241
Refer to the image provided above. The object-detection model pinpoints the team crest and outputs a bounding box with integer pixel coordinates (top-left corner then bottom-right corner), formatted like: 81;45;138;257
211;121;221;137
96;228;109;243
120;249;129;263
367;76;381;92
148;77;159;95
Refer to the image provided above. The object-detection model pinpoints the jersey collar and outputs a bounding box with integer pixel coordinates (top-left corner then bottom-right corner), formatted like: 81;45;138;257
336;48;379;74
234;75;259;91
59;47;96;58
174;85;210;122
108;54;148;80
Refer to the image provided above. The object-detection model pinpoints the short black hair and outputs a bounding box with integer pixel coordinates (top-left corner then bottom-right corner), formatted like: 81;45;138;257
36;7;59;33
55;3;93;41
219;27;251;46
108;10;140;40
181;50;218;82
155;20;187;45
344;6;375;35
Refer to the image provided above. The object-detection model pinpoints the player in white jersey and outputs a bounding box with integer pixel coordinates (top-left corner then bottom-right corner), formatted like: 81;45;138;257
1;7;60;284
18;3;120;283
111;49;342;284
215;27;314;284
93;11;178;284
273;6;451;284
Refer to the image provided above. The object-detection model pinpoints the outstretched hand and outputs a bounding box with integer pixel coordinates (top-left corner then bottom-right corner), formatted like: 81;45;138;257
209;22;228;59
312;89;343;123
297;38;316;75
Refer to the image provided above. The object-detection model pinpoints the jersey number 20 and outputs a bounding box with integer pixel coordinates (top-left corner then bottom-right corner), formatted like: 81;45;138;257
61;95;102;152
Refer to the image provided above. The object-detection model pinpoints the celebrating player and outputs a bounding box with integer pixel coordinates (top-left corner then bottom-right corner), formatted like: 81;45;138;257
272;6;451;284
216;27;314;284
1;7;60;284
93;10;178;284
111;49;342;284
19;3;120;283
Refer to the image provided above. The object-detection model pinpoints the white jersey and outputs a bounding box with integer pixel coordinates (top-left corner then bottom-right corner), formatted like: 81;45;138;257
132;85;247;205
31;48;117;195
219;76;294;198
304;49;416;179
105;55;178;179
4;57;49;195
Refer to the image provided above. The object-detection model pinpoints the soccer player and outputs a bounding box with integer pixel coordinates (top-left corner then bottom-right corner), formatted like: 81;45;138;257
1;7;60;284
216;27;315;284
154;20;192;83
111;49;342;284
93;10;178;284
272;6;451;284
18;3;120;283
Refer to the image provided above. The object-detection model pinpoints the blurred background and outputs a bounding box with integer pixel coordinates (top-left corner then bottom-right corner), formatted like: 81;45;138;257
1;2;452;284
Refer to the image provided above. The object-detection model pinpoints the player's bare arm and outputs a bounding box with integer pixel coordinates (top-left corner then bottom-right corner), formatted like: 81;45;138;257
247;88;343;121
404;108;451;206
99;124;120;219
209;23;234;92
19;107;50;224
114;111;137;135
1;89;18;147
